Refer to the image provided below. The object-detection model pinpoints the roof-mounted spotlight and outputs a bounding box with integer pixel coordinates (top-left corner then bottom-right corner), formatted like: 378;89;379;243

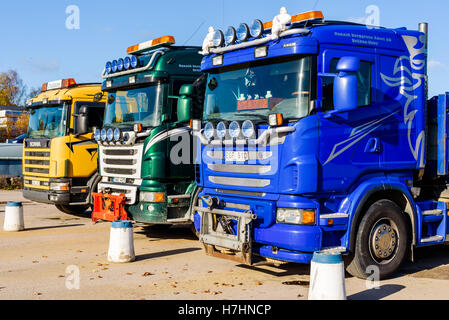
117;58;124;72
105;61;112;74
225;26;237;45
111;60;118;73
250;19;264;38
236;23;250;41
124;57;131;70
212;30;225;47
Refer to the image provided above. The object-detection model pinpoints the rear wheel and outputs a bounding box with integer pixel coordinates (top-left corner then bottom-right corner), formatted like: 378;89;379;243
55;204;90;216
346;199;409;280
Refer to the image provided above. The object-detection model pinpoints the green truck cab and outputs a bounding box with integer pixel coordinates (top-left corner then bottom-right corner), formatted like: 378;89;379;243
91;35;204;229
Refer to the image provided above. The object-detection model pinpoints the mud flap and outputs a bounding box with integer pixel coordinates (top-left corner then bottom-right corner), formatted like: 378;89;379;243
92;192;128;222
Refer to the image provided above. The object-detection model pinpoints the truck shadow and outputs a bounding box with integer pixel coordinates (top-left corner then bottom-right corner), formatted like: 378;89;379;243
237;262;311;277
135;224;198;241
136;247;201;261
24;224;85;231
347;284;405;300
398;244;449;280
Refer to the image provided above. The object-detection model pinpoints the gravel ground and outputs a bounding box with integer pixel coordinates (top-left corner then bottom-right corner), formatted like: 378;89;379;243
1;190;449;300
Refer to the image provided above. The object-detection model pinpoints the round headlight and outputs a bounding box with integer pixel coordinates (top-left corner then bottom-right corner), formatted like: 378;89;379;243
124;57;131;70
107;128;114;142
216;121;227;139
229;121;241;139
122;132;130;144
212;30;225;47
117;58;124;71
105;61;112;74
114;128;121;141
130;55;139;68
111;60;118;73
225;27;237;45
237;23;250;41
204;122;215;140
250;19;264;38
100;129;107;141
242;120;255;138
94;128;101;141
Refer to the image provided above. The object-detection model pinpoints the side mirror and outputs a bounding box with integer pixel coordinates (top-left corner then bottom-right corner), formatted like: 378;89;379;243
333;56;360;112
75;105;89;135
177;84;193;123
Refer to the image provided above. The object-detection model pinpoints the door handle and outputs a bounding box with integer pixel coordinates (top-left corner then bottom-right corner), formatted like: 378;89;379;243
365;138;382;154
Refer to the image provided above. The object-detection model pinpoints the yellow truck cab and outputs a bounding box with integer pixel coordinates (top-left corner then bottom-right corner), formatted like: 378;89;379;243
23;79;106;215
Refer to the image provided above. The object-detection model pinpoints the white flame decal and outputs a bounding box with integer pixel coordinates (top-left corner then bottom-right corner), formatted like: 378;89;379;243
380;35;426;167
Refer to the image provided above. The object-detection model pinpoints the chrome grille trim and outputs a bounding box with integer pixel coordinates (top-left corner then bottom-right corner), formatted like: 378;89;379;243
207;163;271;174
209;176;270;188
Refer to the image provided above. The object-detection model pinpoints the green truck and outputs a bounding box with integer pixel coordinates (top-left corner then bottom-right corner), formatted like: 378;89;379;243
91;35;204;230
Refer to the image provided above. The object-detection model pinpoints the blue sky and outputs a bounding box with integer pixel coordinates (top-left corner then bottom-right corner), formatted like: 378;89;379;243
0;0;448;96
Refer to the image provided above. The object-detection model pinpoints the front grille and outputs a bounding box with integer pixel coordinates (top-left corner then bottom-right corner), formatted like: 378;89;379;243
25;151;50;158
104;149;137;156
100;144;143;179
104;168;136;175
25;167;50;174
104;159;136;166
25;159;50;166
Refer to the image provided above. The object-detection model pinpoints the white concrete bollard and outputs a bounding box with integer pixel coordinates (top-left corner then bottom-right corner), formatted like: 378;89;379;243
107;220;135;263
308;251;346;300
3;202;24;232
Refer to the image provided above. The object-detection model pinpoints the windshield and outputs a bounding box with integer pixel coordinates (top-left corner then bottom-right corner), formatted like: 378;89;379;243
27;105;67;139
204;56;312;122
104;84;166;128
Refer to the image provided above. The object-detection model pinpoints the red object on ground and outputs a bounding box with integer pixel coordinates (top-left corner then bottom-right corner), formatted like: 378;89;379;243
92;193;128;222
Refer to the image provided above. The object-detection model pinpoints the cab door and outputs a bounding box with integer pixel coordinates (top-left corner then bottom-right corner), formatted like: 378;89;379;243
68;102;105;178
317;49;381;193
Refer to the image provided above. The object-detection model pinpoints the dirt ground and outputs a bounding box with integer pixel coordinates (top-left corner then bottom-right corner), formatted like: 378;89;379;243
1;190;449;300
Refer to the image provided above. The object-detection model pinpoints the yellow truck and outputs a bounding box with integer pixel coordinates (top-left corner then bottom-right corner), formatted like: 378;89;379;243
23;79;106;215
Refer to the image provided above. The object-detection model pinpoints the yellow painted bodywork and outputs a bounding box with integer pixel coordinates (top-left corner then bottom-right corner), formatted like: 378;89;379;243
23;84;105;192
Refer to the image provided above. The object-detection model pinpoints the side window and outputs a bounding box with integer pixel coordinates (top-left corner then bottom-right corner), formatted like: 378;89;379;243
74;102;105;132
322;58;372;112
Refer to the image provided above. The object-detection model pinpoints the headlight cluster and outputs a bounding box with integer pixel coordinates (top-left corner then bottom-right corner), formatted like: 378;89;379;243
105;56;139;74
213;19;265;48
203;120;256;140
94;128;129;143
277;208;316;225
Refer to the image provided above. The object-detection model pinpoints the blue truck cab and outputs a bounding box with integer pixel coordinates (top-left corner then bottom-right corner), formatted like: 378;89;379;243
191;7;449;279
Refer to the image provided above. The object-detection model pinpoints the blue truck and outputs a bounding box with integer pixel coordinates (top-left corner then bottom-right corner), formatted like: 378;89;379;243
190;8;449;279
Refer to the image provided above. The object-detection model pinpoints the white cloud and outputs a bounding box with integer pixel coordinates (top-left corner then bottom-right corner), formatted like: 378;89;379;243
428;60;448;70
346;16;367;24
22;57;60;74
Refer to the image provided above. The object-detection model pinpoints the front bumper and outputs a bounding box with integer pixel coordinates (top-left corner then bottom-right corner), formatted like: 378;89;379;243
23;189;70;205
195;191;325;265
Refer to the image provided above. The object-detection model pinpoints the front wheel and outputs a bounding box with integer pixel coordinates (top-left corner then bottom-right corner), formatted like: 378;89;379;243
346;199;409;280
55;204;90;216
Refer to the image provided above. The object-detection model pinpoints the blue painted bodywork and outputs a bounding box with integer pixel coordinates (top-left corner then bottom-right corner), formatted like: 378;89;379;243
196;20;449;264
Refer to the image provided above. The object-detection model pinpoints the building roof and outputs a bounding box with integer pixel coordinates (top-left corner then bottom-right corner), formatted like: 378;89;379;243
0;105;24;112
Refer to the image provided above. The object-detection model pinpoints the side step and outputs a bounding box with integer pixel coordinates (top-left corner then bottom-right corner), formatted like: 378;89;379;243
321;246;347;254
420;235;444;243
166;218;191;224
422;209;443;216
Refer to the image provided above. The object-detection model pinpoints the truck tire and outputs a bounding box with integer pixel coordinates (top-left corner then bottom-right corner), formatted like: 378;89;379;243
55;204;90;216
346;199;409;280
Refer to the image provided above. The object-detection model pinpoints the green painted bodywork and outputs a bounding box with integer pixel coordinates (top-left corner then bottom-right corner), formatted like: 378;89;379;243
101;46;202;224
